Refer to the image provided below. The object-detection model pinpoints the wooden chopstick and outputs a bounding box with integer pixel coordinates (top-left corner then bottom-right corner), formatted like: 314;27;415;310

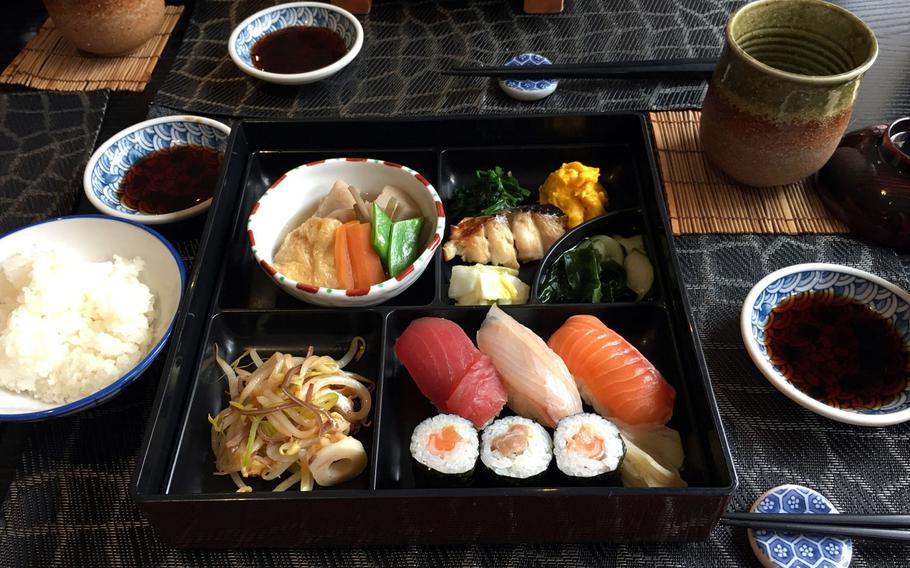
440;58;716;79
720;514;910;542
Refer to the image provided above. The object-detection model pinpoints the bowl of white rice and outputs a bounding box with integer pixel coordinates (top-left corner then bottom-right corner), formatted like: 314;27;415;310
0;215;185;420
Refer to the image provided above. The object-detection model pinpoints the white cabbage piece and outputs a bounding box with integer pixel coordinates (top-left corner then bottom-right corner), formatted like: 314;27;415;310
448;264;530;306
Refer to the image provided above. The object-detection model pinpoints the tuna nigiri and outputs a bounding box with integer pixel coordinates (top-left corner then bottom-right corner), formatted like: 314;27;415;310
395;318;507;428
476;305;582;427
548;315;675;427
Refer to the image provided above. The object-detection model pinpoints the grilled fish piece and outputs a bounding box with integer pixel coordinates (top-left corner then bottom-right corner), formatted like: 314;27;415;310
442;206;567;268
486;214;518;268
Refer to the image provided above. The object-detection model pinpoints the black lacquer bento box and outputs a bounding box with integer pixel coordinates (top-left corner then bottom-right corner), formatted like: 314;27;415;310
132;114;737;547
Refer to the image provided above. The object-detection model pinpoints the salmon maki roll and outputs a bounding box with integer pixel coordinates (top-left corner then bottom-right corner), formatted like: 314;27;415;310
548;315;676;427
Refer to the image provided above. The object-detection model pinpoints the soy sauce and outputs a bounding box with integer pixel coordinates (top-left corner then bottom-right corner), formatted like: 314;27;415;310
251;26;347;74
117;145;222;215
763;291;908;409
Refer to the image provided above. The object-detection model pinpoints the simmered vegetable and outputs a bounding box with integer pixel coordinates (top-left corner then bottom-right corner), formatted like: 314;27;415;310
452;167;531;218
538;234;652;304
336;222;386;289
371;202;392;265
388;217;425;277
334;220;356;288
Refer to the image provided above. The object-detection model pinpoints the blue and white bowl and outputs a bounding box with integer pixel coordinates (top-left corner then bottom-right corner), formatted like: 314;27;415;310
0;215;185;421
741;263;910;426
498;53;558;102
747;484;852;568
84;116;231;225
228;2;364;85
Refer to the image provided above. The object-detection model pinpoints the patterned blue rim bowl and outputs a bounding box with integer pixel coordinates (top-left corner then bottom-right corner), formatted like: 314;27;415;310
741;263;910;426
228;2;364;85
83;116;231;225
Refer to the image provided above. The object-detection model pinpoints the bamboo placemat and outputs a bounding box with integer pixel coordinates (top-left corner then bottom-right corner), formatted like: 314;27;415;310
0;5;183;92
649;110;848;235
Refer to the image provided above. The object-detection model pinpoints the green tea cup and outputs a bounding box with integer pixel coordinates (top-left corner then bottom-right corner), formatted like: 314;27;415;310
699;0;878;187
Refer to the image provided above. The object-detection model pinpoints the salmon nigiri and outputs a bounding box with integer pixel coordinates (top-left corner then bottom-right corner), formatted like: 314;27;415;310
548;315;675;427
476;305;582;427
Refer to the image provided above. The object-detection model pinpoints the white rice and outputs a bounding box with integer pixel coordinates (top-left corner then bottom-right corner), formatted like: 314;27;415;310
480;416;552;479
0;249;156;404
554;413;625;478
410;414;478;475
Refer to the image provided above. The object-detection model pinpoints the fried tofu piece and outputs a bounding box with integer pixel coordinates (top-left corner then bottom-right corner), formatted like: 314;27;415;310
273;216;341;288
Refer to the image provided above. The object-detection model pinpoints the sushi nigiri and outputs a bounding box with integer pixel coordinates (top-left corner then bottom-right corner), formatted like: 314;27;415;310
547;315;676;427
395;317;479;409
445;354;508;430
395;318;507;428
476;305;582;427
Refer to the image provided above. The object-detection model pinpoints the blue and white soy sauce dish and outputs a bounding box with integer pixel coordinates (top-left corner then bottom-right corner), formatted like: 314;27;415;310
498;53;558;102
748;484;852;568
741;263;910;427
228;2;364;85
84;115;231;225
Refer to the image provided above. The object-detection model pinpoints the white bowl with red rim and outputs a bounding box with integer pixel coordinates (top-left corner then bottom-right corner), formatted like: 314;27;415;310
247;157;444;307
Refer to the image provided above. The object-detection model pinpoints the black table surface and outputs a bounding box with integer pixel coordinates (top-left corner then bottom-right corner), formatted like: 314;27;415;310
2;0;910;566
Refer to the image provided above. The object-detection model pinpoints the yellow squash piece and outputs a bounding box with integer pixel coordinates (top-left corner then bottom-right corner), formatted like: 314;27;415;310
539;161;608;228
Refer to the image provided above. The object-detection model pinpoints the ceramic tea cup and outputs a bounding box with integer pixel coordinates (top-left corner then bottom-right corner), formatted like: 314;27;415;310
699;0;878;187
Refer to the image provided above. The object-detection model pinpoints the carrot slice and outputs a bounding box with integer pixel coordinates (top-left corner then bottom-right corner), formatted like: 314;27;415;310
347;222;387;288
334;223;355;289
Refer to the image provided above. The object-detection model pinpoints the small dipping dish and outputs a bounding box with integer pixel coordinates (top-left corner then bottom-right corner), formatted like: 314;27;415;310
748;484;852;568
498;52;558;102
84;116;230;225
741;263;910;426
228;2;364;85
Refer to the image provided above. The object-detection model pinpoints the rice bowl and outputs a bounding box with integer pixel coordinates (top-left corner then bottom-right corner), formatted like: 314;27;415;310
0;215;185;420
0;250;156;404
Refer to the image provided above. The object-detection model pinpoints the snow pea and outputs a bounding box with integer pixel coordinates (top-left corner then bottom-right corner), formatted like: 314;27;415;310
371;202;392;267
388;217;425;278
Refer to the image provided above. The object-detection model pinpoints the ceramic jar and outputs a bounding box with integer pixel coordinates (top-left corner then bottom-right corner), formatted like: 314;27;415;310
816;117;910;250
43;0;165;56
699;0;878;187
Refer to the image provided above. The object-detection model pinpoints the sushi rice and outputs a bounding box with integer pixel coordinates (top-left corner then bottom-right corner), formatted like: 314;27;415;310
480;416;552;480
554;413;625;478
410;414;479;475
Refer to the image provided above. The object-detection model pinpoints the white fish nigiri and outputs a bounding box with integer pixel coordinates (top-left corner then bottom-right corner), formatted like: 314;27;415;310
476;305;582;427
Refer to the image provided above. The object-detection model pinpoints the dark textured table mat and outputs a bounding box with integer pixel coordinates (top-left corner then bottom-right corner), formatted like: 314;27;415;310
0;91;109;233
2;233;909;567
151;0;739;118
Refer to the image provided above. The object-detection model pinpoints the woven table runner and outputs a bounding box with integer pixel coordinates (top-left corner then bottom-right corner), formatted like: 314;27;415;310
0;6;183;92
0;91;109;233
649;110;849;236
1;233;908;567
151;0;739;118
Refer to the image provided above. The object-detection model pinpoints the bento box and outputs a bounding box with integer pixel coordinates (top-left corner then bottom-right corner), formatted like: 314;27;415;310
132;114;737;547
